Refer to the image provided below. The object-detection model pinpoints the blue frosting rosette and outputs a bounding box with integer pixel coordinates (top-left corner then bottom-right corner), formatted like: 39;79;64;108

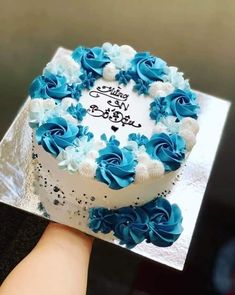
89;197;183;249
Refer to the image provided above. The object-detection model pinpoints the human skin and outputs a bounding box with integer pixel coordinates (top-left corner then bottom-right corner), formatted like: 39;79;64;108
0;222;93;295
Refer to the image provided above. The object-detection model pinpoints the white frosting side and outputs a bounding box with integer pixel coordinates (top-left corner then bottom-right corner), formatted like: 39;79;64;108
35;140;178;208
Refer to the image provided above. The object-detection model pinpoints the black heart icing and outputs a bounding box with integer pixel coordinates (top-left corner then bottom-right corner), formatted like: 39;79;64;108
111;125;119;132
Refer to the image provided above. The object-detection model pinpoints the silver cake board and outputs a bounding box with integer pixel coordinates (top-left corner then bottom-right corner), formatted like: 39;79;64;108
0;52;231;270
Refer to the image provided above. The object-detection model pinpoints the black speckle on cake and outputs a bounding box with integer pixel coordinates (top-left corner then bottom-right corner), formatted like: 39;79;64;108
53;186;60;192
53;199;59;205
32;153;38;159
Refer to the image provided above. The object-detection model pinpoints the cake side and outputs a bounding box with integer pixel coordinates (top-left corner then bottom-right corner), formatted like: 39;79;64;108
34;137;180;208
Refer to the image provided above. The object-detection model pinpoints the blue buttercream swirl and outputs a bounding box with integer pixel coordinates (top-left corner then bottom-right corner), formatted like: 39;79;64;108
96;144;136;190
146;133;186;171
130;52;167;84
164;89;199;121
114;207;149;248
88;197;183;249
143;198;183;247
88;207;115;234
36;117;78;157
29;71;81;100
72;46;110;77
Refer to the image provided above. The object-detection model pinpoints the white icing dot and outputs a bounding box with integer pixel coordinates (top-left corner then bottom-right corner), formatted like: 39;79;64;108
102;42;112;51
103;62;118;81
148;160;165;178
148;81;174;98
119;45;136;59
44;53;81;84
152;122;168;134
86;150;99;160
78;159;97;178
136;152;151;165
135;164;149;183
179;129;196;150
180;117;199;135
60;97;77;109
93;140;106;151
43;99;56;110
63;114;78;125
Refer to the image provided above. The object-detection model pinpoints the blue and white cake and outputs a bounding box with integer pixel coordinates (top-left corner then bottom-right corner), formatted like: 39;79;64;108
29;43;200;248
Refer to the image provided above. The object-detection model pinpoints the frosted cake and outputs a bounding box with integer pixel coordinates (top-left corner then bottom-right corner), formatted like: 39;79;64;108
28;43;200;249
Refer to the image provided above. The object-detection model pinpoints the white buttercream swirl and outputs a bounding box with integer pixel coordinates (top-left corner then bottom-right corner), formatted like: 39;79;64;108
44;51;81;84
164;66;190;90
102;42;136;70
103;62;118;81
149;81;174;98
29;99;56;127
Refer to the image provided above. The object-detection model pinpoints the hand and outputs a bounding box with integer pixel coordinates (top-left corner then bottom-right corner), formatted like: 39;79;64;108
0;222;93;295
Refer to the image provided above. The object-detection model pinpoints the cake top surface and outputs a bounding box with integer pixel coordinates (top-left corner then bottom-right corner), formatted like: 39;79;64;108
28;43;200;190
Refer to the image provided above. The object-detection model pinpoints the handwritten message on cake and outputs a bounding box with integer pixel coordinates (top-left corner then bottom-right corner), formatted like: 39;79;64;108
87;85;142;132
79;80;155;144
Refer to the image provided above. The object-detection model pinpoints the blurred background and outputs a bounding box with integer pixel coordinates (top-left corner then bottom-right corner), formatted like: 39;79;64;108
0;1;234;294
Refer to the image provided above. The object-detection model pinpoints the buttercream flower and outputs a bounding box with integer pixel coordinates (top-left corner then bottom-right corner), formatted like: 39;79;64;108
36;117;78;157
133;79;149;95
164;66;190;90
29;98;56;127
131;52;167;84
79;71;96;89
164;89;199;121
103;62;118;81
148;81;174;98
146;133;186;171
128;133;148;147
29;71;81;100
78;158;97;178
67;103;87;121
44;52;81;84
102;43;136;70
89;207;115;234
115;70;132;85
135;164;149;183
149;97;169;123
76;125;94;141
96;145;136;189
57;146;81;173
114;207;150;249
72;46;110;77
143;197;183;247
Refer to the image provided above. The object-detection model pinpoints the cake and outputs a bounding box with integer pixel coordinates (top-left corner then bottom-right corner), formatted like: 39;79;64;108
29;43;200;249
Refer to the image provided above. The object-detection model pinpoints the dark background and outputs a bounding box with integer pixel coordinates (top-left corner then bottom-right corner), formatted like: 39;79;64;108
0;1;235;294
